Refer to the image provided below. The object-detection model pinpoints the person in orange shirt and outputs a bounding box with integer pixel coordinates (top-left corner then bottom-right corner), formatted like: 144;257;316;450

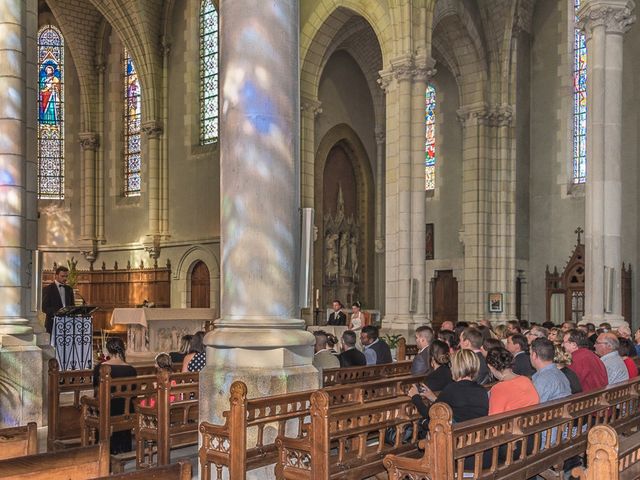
486;346;539;415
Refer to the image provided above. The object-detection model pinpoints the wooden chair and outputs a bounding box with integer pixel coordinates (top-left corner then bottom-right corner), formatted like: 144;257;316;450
572;425;640;480
136;371;199;468
90;460;192;480
384;376;640;480
0;423;37;460
0;443;109;479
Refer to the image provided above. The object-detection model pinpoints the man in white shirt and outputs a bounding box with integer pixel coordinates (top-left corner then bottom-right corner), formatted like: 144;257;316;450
595;332;629;385
42;265;75;334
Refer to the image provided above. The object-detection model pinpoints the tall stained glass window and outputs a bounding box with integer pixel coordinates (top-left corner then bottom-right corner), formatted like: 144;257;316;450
37;25;65;199
124;49;141;196
425;84;436;191
573;0;587;184
200;0;219;144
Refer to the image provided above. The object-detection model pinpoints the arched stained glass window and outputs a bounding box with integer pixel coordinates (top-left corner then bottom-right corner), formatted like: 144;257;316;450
573;0;587;184
37;25;65;200
425;84;436;191
124;49;141;196
200;0;219;144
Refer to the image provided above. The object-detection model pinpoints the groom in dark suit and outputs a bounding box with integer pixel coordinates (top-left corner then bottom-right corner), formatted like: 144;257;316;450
42;265;75;334
327;300;346;326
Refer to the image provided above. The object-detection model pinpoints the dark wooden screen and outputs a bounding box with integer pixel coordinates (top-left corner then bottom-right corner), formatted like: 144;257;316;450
190;261;210;308
431;270;458;330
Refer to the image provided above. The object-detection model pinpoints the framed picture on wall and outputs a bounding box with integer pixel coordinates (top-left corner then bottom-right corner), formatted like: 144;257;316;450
488;293;503;313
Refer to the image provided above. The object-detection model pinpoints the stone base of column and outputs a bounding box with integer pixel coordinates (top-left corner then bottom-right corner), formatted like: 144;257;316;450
580;313;628;329
200;322;319;479
0;334;54;428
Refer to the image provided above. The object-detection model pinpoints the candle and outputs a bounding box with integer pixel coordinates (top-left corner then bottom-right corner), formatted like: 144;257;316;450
315;289;320;309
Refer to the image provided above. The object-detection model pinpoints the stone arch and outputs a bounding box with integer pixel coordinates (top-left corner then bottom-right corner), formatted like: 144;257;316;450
314;124;375;309
174;246;220;312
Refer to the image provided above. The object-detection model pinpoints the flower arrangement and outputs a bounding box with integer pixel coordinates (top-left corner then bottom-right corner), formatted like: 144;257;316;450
382;334;403;349
96;329;110;363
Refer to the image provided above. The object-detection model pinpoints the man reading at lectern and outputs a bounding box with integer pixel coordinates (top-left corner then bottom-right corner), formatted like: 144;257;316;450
42;265;75;335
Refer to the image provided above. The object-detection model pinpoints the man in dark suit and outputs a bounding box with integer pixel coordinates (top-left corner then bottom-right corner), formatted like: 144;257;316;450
460;327;493;385
338;330;366;367
411;325;434;376
327;300;346;326
507;333;535;377
42;265;75;335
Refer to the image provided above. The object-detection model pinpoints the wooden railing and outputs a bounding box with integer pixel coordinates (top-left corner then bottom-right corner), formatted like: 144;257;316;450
90;461;192;480
572;425;640;480
321;359;412;386
135;371;199;468
384;376;640;479
396;337;419;361
199;374;422;479
0;422;37;460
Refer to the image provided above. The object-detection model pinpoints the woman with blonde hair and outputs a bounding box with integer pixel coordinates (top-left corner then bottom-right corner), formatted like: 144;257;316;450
548;327;562;345
554;345;582;394
410;349;488;423
493;324;508;341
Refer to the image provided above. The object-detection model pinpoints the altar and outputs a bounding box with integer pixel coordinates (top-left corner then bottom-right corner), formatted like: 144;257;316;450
110;308;216;353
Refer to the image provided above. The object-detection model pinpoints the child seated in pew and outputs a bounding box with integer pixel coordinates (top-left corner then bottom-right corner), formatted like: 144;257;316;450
92;337;137;454
140;353;177;408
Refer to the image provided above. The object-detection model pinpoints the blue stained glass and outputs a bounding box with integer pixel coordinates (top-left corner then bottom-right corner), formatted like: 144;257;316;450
200;0;219;144
124;49;141;196
573;0;587;184
37;25;64;200
425;84;436;190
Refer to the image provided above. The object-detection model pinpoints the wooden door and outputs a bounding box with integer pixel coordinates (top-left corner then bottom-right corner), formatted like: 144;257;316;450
432;270;458;330
190;261;210;308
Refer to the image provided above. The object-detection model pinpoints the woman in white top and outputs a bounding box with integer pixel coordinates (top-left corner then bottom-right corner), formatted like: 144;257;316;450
349;301;364;333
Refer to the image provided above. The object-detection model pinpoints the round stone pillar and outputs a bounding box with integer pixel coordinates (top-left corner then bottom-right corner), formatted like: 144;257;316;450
201;2;317;470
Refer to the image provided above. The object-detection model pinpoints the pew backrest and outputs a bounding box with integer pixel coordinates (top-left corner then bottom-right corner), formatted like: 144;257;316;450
0;443;109;480
574;425;640;480
90;460;192;480
0;422;37;460
322;360;412;386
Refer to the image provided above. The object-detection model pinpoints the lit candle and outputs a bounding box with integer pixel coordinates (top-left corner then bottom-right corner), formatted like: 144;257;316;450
315;289;320;309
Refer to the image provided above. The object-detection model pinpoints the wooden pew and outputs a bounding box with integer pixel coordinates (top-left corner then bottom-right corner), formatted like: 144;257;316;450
321;359;412;386
90;460;192;480
135;371;200;468
199;374;421;479
0;443;109;479
80;364;157;471
396;337;419;361
384;376;640;480
48;358;174;451
572;425;640;480
275;387;423;479
0;423;37;460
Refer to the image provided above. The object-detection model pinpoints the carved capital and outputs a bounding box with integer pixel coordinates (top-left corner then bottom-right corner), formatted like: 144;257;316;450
578;1;636;35
375;238;385;254
487;104;514;127
79;132;99;151
456;104;489;127
375;128;385;146
377;68;394;93
413;56;437;82
301;96;323;118
142;121;163;139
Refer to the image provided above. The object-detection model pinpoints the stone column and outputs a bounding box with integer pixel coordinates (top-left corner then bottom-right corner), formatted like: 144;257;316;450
79;132;98;260
142;121;162;260
201;2;317;475
578;0;635;327
0;0;48;428
300;95;321;209
374;127;385;311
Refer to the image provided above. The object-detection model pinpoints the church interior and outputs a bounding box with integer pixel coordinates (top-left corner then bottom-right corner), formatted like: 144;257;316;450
2;0;640;478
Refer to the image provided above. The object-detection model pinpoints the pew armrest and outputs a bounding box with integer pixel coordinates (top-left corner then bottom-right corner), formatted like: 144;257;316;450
383;453;431;480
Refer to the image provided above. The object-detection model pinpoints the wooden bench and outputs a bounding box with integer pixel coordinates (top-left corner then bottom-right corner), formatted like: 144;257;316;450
384;376;640;479
48;359;171;451
80;365;157;471
0;443;109;479
396;337;419;361
135;371;200;468
572;425;640;480
275;387;422;479
90;460;192;480
321;360;412;386
199;374;421;479
0;423;37;460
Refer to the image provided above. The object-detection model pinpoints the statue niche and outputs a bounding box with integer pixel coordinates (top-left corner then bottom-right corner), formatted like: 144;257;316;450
324;185;360;306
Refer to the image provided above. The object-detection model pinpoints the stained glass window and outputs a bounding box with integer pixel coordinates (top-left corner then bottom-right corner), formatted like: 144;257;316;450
573;0;587;184
37;25;64;200
425;84;436;191
200;0;219;144
124;49;141;196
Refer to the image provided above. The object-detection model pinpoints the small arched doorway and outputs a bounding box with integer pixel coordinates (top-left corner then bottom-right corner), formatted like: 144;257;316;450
190;261;210;308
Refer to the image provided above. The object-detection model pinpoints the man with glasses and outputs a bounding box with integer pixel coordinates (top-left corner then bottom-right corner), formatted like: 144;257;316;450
594;332;629;385
563;329;607;392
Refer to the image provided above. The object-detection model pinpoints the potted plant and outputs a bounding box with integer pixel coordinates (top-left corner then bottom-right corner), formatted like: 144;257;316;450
382;334;404;361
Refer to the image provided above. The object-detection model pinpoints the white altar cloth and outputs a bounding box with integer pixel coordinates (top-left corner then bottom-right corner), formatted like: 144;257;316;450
111;308;216;328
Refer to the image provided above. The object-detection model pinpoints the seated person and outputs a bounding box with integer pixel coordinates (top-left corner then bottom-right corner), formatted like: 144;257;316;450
183;331;206;372
312;330;340;370
92;337;137;454
421;340;453;392
411;326;434;376
506;333;535;377
554;345;583;394
170;334;192;364
618;337;639;378
361;325;393;365
140;352;176;408
486;347;539;415
338;330;366;368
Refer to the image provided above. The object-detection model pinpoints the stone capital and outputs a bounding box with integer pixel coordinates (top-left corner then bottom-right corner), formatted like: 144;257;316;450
456;104;489;127
413;56;437;83
578;0;636;35
374;128;385;145
142;121;163;139
78;132;99;151
301;96;322;117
